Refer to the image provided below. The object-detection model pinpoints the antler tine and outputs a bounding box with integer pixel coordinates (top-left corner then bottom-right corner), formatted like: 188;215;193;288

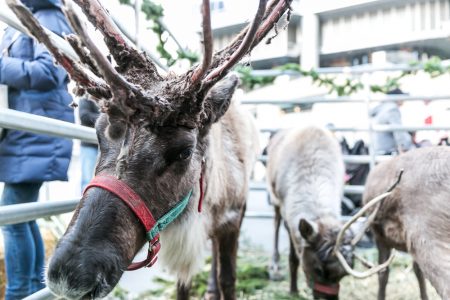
354;253;375;269
334;169;404;279
334;191;396;278
351;169;404;246
72;0;159;78
5;0;111;99
206;0;291;74
337;249;396;279
204;0;267;84
63;0;141;115
253;0;291;46
190;0;213;85
66;34;101;77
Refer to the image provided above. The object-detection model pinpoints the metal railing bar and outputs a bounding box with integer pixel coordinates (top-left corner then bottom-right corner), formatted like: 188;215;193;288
249;62;450;76
343;185;365;194
23;287;57;300
244;211;275;219
0;199;79;226
244;212;365;222
342;155;391;164
249;182;364;194
260;125;450;133
374;124;450;132
0;108;97;144
258;155;391;164
241;94;450;105
2;107;449;146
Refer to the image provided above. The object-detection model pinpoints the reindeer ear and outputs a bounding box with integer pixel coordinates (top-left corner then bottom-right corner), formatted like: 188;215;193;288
203;74;239;124
299;219;318;243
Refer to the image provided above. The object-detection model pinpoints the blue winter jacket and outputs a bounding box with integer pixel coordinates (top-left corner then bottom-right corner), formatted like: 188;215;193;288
0;0;75;183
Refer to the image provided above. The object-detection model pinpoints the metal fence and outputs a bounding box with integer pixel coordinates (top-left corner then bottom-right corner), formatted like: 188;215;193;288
0;63;449;299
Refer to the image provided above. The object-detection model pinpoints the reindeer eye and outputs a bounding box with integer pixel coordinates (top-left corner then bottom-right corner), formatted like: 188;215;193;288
179;148;193;160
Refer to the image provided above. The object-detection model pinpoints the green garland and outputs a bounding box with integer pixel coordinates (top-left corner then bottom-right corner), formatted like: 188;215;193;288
236;56;450;96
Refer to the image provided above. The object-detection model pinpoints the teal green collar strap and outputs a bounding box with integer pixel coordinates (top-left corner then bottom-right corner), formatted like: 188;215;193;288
146;190;193;241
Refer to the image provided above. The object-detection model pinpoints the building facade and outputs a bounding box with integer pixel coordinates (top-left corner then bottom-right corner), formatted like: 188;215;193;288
209;0;450;68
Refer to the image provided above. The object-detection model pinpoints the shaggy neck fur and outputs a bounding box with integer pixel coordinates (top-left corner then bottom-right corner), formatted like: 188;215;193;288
158;99;259;284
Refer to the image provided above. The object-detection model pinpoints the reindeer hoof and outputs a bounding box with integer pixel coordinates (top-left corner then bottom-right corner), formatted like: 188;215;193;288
269;266;284;281
203;291;219;300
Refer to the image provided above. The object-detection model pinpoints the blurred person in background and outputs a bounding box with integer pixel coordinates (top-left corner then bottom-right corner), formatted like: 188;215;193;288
370;88;413;155
78;97;99;192
0;0;73;298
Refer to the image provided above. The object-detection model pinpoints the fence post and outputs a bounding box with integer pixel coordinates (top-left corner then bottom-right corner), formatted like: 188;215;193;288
364;75;376;170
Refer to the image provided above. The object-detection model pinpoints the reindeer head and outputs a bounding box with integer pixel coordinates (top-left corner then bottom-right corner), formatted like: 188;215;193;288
7;0;292;298
298;175;403;299
299;218;353;300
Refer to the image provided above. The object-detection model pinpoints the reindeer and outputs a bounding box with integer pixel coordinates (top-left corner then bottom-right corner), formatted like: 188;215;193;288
6;0;293;299
362;146;450;300
266;126;349;299
267;126;393;299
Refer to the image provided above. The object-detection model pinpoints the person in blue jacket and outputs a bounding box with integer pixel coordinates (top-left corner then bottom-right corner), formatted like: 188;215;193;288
0;1;74;299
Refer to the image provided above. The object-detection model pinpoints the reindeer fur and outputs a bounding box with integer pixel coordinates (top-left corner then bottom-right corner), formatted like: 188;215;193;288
267;126;351;299
363;146;450;300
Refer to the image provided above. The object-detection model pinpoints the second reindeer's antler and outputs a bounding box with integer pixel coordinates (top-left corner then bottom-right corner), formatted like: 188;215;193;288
333;170;404;278
7;0;292;130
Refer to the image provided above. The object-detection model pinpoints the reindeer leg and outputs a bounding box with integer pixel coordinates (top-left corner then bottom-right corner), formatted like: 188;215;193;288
289;235;299;295
376;240;391;300
413;261;429;300
216;228;239;300
269;205;284;281
176;280;191;300
204;238;219;300
215;204;247;300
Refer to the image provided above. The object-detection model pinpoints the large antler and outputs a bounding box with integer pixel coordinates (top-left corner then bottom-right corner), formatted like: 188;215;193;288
190;0;213;85
8;0;177;128
9;0;292;129
333;170;404;278
203;0;268;84
188;0;292;89
63;0;142;117
6;0;111;99
71;0;161;81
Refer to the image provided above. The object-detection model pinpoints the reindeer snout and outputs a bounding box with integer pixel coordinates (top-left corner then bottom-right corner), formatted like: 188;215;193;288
46;246;121;299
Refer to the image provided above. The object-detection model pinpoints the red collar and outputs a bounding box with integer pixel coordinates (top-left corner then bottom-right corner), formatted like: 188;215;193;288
84;175;161;270
83;166;205;270
313;282;340;296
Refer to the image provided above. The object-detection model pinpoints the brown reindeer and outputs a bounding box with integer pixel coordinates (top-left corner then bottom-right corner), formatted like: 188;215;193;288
6;0;292;299
267;126;394;300
363;146;450;300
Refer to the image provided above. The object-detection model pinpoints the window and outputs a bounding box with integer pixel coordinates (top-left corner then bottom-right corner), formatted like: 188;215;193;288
430;0;436;29
210;0;225;12
420;2;426;30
